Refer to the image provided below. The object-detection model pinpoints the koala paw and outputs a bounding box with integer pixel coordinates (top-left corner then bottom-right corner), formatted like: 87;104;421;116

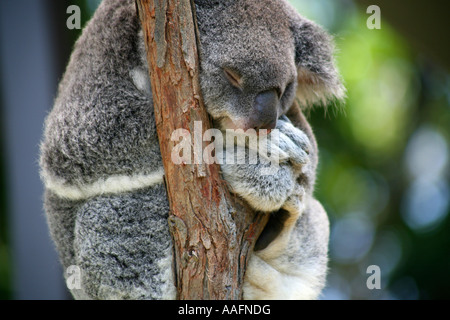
282;184;306;216
220;118;312;213
276;117;312;170
221;160;296;212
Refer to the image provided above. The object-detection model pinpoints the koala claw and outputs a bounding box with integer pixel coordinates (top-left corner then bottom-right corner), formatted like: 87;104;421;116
282;185;306;218
275;119;311;170
278;132;309;168
277;118;312;154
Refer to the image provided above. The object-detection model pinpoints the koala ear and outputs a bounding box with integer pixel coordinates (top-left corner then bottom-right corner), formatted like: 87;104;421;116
291;18;346;108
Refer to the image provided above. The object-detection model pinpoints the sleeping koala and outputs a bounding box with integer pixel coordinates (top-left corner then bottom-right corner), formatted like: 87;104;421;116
40;0;344;299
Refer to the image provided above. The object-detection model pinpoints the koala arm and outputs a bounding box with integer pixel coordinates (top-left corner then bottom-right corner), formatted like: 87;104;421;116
243;197;329;300
221;104;329;299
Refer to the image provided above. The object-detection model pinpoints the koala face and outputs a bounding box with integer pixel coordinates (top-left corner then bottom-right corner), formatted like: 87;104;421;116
194;0;345;131
195;0;297;131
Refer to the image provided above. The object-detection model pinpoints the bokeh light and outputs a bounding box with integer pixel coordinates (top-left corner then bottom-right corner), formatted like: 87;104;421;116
290;0;450;299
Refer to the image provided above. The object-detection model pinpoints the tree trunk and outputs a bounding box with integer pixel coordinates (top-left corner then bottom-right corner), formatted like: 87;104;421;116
136;0;269;299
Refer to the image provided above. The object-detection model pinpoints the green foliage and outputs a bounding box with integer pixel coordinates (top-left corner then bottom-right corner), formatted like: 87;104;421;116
291;0;450;299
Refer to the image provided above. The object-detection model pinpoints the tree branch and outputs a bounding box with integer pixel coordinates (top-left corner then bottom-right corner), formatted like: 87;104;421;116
136;0;269;299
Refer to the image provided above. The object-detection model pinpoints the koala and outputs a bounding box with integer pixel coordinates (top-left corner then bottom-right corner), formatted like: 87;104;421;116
40;0;344;300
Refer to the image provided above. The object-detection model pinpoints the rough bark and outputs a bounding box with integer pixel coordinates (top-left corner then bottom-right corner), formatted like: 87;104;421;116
136;0;269;299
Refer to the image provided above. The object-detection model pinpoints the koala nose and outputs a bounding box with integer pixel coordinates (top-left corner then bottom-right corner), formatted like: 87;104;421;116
249;90;278;131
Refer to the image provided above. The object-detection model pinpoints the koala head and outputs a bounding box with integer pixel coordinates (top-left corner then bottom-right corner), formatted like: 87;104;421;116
194;0;345;131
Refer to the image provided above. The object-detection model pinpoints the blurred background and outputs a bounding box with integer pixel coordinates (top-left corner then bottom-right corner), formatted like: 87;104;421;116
0;0;449;299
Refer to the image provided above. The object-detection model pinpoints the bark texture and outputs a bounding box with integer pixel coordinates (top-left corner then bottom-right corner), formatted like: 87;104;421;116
136;0;269;299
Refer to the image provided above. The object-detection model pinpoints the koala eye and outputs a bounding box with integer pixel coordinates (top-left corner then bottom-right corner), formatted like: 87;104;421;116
223;68;243;89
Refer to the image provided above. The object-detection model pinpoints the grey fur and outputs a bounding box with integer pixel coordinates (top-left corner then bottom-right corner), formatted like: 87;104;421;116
40;0;344;299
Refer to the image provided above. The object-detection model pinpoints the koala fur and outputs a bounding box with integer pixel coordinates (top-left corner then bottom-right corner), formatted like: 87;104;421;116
40;0;344;300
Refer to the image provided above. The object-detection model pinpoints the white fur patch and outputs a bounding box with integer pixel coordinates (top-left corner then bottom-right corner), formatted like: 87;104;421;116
156;247;177;299
130;67;152;97
296;67;346;108
243;254;322;300
42;168;165;200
